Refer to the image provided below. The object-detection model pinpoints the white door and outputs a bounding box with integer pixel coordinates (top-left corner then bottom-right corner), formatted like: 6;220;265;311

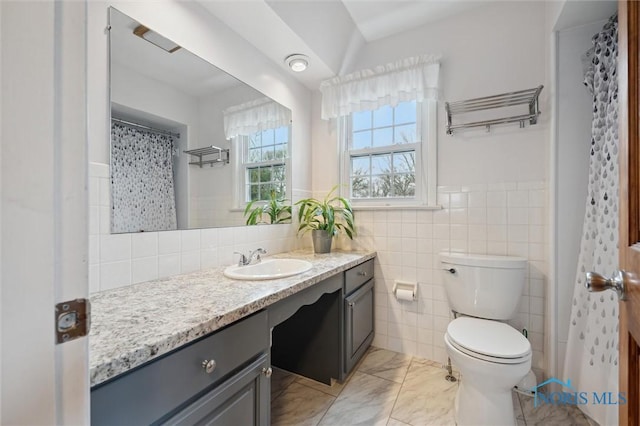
1;1;89;424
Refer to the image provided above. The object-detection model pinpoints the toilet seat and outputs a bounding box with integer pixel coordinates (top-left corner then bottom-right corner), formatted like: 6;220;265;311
446;317;531;364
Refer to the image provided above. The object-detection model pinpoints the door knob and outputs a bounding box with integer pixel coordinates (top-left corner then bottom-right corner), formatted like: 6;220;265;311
585;270;628;301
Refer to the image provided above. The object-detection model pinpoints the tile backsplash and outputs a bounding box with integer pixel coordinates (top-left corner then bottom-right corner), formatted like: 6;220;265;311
338;181;547;378
89;162;300;293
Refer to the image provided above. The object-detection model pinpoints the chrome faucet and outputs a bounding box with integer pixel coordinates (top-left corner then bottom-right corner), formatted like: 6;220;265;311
248;248;266;264
234;248;267;266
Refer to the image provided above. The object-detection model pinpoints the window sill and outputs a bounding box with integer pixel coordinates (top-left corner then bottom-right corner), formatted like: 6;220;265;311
352;205;442;211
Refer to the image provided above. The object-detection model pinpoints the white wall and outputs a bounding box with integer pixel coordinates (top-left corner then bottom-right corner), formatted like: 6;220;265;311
351;1;547;187
111;63;199;134
87;0;312;293
314;2;549;375
555;19;609;381
314;2;548;194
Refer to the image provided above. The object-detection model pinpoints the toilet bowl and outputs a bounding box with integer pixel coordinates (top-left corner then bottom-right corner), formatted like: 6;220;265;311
445;317;531;426
440;253;531;426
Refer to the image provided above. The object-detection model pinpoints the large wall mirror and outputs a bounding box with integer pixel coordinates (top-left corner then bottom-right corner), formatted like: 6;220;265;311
109;8;292;233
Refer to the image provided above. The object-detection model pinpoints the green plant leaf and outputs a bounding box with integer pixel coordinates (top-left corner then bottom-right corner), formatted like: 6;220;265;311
244;189;292;225
294;185;356;239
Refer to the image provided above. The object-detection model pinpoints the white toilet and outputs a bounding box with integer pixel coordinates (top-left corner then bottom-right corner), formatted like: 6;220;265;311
440;252;532;426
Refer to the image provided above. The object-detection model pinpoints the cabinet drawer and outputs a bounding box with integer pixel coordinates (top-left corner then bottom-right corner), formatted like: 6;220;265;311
162;353;270;426
345;259;374;295
91;310;269;426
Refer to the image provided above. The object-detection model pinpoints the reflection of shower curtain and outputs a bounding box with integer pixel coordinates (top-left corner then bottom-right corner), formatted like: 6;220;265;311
111;122;177;233
564;15;618;426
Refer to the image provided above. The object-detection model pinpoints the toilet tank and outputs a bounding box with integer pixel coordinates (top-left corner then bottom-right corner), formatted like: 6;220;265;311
440;253;527;320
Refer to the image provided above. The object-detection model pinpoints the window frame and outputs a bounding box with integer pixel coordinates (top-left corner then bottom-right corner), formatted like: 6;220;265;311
339;99;437;208
233;125;292;209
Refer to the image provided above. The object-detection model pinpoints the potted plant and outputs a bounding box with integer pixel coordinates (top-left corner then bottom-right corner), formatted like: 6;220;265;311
244;190;292;225
295;186;355;253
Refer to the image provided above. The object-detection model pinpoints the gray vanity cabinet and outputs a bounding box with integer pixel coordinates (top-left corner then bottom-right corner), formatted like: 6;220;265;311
163;353;270;425
91;310;270;426
344;259;375;375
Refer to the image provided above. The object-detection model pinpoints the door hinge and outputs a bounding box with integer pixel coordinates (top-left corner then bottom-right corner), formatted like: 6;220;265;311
55;299;91;344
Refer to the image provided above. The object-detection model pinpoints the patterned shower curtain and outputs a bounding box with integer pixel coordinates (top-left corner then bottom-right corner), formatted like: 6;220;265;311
563;15;619;426
110;121;178;233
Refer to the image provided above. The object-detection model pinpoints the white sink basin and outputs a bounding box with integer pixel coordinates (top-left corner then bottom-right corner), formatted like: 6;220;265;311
223;258;313;281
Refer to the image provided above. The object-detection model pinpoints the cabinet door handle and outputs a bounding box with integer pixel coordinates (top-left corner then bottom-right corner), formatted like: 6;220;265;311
357;271;367;276
202;359;216;374
262;367;273;378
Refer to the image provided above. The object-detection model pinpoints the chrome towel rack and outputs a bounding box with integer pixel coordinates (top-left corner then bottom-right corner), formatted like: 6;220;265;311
445;85;543;135
184;145;230;167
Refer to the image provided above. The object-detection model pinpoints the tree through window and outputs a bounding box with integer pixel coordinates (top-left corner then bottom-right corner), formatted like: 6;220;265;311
244;126;288;202
346;101;421;200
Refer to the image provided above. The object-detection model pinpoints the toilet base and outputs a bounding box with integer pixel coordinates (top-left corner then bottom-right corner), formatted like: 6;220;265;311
454;379;517;426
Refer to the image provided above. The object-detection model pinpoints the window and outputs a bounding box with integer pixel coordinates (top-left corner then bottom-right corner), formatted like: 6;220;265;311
240;126;289;203
341;100;436;207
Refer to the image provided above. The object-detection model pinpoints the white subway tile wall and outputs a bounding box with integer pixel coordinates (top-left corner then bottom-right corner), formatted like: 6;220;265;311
338;181;547;379
89;162;301;293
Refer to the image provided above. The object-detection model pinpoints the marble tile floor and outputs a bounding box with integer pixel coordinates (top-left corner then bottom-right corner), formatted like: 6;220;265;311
271;347;594;426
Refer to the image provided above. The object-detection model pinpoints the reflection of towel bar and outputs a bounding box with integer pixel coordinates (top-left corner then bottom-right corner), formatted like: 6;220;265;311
111;117;181;138
184;145;230;167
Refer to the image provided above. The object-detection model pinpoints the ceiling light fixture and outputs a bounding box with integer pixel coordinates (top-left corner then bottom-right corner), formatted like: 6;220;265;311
133;25;181;53
285;54;309;72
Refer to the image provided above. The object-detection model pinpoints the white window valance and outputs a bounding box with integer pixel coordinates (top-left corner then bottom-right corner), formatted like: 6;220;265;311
319;54;441;120
223;97;291;139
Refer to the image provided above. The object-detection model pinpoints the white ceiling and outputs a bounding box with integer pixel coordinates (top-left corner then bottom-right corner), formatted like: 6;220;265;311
341;0;486;42
122;0;615;93
110;8;245;97
198;0;492;89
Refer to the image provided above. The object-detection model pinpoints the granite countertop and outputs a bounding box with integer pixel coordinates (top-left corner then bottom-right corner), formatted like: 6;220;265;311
89;250;376;387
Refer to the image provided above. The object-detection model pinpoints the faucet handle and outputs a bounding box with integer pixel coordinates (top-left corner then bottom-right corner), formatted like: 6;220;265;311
233;251;248;266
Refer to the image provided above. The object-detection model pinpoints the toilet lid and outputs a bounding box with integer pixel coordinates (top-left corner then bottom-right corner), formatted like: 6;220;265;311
447;317;531;359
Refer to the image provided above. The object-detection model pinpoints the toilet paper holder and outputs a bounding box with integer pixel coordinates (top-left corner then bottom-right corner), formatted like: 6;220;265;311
393;280;417;301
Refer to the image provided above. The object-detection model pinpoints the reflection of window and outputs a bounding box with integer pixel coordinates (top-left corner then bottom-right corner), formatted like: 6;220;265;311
341;100;436;206
243;126;289;202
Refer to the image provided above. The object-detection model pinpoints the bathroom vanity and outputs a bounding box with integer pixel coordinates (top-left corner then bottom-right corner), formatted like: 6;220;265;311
89;251;375;425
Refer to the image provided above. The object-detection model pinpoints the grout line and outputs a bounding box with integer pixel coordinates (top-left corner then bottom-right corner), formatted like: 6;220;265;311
314;399;334;426
386;355;414;425
311;392;336;426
